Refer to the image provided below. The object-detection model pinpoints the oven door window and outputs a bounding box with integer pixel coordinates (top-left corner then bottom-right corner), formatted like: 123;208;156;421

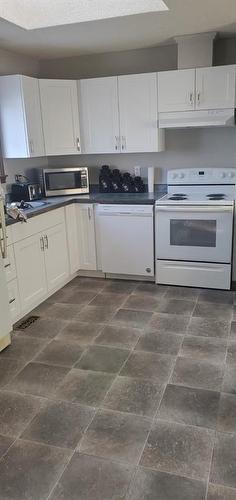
46;171;82;191
170;219;217;247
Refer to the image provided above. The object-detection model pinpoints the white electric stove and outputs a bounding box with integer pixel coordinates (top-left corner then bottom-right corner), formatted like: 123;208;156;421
155;168;236;290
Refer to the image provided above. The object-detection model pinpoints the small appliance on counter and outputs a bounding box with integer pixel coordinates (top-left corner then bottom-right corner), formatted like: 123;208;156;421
99;165;145;193
43;167;89;197
11;175;42;202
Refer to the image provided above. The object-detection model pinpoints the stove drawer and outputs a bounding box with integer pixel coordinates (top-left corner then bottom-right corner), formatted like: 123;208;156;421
156;260;231;290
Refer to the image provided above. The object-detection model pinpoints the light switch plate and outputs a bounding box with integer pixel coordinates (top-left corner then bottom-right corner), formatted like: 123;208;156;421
134;166;141;177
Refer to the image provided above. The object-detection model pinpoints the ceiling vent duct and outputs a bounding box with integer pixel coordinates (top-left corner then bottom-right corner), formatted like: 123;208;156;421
174;32;216;69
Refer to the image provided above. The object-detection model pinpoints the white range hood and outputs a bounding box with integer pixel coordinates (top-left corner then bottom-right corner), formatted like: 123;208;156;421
159;108;235;129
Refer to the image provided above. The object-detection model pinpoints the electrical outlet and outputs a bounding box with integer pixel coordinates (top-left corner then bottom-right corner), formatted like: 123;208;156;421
134;166;141;177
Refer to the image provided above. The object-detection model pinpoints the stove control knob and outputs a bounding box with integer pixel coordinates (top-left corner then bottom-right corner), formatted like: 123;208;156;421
228;172;235;178
179;173;184;179
220;172;226;178
172;173;177;179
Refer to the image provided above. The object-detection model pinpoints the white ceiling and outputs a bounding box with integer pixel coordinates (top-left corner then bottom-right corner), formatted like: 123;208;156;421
0;0;168;30
0;0;236;59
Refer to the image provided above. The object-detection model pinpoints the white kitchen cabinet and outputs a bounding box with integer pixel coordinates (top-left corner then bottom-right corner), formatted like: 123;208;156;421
39;79;81;156
158;69;195;112
77;204;97;270
14;233;47;313
118;73;164;152
7;279;21;321
4;245;16;283
79;77;120;154
196;65;236;110
0;75;45;158
65;204;79;274
44;223;69;292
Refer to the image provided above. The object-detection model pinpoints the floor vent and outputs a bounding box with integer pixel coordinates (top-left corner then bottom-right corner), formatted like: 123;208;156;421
14;315;40;330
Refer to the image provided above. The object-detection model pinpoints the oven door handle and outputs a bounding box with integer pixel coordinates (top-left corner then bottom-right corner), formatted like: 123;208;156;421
155;206;233;213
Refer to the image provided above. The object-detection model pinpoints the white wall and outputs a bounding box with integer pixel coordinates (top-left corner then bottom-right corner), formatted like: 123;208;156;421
0;48;39;77
46;127;236;185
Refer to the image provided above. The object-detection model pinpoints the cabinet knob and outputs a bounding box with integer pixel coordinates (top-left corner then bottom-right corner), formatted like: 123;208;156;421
76;137;81;151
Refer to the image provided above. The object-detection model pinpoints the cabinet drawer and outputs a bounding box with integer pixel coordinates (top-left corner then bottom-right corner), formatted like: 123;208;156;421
4;245;16;282
11;207;65;243
7;279;21;321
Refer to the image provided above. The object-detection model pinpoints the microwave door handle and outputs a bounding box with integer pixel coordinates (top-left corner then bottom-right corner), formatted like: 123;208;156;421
156;206;233;213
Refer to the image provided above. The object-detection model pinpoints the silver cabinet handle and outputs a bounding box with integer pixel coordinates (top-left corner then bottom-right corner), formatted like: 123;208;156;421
40;236;44;251
44;235;49;249
115;136;118;151
4;262;10;268
76;137;81;151
197;92;201;105
29;139;34;155
121;136;126;151
0;199;7;259
88;207;92;220
189;92;194;105
9;298;16;304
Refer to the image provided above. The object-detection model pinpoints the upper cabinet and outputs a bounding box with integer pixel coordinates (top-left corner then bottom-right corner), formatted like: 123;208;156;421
79;73;164;154
0;75;45;158
158;65;236;113
195;65;236;110
39;79;81;156
158;69;196;112
78;77;120;154
118;73;164;153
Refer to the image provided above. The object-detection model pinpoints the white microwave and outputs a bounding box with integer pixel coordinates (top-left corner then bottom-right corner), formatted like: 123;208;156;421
43;167;89;197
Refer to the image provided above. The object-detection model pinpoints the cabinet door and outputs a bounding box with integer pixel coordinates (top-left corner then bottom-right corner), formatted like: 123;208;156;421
158;69;195;112
14;234;47;313
39;79;81;156
77;204;97;270
196;65;236;110
7;279;21;322
79;77;120;153
118;73;162;152
22;76;45;157
44;223;69;292
65;204;79;274
0;75;44;158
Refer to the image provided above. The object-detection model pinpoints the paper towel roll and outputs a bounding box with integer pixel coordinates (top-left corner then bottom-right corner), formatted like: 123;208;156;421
148;167;154;193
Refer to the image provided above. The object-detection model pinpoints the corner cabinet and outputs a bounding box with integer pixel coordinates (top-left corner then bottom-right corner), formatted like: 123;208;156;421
39;79;81;156
0;75;45;158
78;77;120;154
78;73;165;154
77;204;97;270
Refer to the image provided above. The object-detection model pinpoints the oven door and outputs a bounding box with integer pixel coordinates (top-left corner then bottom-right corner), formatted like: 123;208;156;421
43;168;89;196
155;205;233;263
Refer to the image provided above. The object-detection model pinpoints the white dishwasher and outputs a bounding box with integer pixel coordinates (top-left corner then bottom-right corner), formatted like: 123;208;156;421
97;204;154;277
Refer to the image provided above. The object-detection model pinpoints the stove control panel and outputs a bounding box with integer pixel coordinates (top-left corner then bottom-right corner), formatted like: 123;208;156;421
168;168;236;185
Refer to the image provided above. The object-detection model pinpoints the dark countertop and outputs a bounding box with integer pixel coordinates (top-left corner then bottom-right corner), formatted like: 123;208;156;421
6;191;166;226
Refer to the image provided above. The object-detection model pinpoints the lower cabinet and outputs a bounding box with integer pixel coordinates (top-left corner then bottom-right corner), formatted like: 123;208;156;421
44;223;69;292
14;233;48;313
7;279;21;321
14;220;69;315
77;204;97;270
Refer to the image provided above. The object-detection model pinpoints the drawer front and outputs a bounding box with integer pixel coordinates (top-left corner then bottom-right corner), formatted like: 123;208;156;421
4;245;16;283
7;279;21;321
11;207;65;243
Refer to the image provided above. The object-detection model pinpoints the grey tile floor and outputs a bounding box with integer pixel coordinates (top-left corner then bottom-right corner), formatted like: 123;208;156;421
0;277;236;499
